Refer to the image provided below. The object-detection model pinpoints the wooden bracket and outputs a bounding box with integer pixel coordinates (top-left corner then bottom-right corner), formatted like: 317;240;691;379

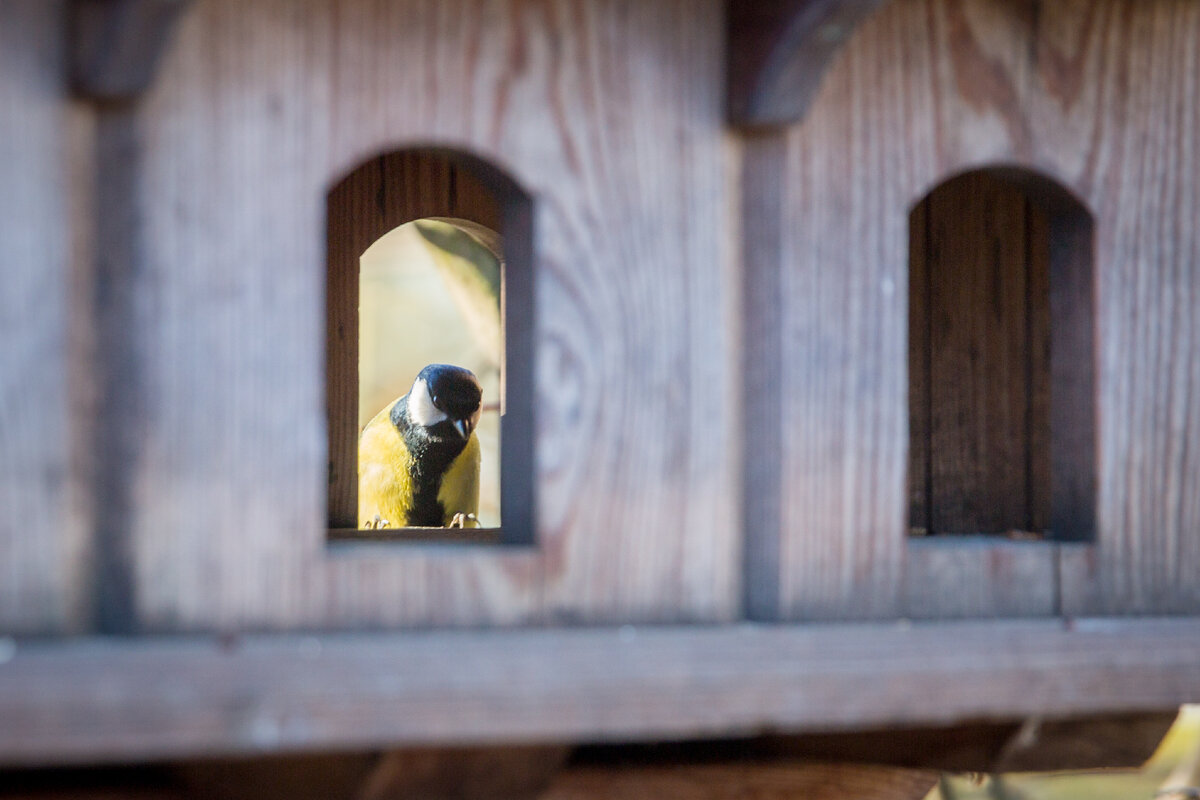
727;0;885;128
70;0;190;101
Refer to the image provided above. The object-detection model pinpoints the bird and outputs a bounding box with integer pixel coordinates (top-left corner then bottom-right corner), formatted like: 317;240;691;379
358;363;482;529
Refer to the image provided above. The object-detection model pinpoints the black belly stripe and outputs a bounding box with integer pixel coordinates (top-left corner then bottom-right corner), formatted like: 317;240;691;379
392;397;468;526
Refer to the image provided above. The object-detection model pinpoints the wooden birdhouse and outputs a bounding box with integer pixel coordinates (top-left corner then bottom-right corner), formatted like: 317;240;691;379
2;0;1198;796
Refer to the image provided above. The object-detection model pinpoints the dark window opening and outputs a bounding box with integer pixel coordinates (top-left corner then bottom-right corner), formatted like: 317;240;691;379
908;168;1096;542
326;149;534;545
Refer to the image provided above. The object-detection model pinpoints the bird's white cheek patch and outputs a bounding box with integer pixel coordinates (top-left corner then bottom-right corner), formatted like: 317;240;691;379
407;378;448;427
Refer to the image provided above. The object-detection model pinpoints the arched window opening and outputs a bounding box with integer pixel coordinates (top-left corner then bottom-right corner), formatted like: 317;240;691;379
359;220;503;528
908;168;1095;542
326;149;534;544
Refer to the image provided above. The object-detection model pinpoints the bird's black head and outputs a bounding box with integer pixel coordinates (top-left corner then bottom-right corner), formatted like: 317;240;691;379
406;363;483;440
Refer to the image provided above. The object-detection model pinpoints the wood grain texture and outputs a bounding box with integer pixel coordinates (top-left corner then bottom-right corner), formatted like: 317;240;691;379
171;752;377;800
726;0;888;127
750;0;1200;619
90;107;153;634
70;0;191;100
0;753;934;800
540;762;937;800
906;198;930;536
3;619;1200;767
757;711;1175;772
117;0;736;629
0;1;91;634
988;711;1179;773
903;538;1057;618
1073;0;1200;612
918;173;1045;535
741;133;786;620
358;746;570;800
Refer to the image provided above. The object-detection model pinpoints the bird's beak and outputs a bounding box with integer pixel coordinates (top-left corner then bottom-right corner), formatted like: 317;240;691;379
453;419;472;439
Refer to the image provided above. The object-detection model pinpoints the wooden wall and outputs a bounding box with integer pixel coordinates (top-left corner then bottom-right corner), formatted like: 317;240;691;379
0;0;91;634
2;0;1198;635
745;0;1200;620
94;0;738;630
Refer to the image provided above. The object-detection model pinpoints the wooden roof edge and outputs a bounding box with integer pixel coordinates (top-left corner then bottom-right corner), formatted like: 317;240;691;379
70;0;191;101
727;0;887;128
0;617;1197;768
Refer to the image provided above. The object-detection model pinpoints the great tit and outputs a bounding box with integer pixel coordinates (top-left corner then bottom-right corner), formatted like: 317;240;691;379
358;363;482;529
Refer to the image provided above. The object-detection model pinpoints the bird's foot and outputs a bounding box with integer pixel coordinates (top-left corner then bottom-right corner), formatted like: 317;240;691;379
363;515;391;530
448;513;479;529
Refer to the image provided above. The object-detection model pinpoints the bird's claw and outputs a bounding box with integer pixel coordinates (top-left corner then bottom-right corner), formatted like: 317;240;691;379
363;515;391;530
448;512;478;529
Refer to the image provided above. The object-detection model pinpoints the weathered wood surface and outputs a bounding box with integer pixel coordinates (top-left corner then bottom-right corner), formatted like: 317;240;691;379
587;710;1175;775
540;762;937;800
1;718;1179;800
740;133;787;621
89;108;149;634
726;0;888;127
758;713;1176;773
0;755;935;800
989;711;1180;773
172;752;378;800
105;0;736;630
70;0;191;100
903;538;1057;618
2;619;1199;767
356;746;571;800
911;172;1050;537
748;0;1200;619
0;1;91;634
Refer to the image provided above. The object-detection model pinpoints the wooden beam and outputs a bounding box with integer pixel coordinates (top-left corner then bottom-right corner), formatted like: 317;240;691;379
357;746;571;800
726;0;885;127
541;762;938;800
756;712;1177;773
70;0;190;101
991;712;1180;773
0;619;1197;768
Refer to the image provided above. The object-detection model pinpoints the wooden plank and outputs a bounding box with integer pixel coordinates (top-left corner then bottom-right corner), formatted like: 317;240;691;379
541;762;936;800
89;107;144;634
1046;192;1097;543
2;619;1199;767
1051;0;1200;611
120;0;736;629
0;1;91;634
605;711;1173;772
726;0;887;127
989;711;1179;773
171;752;377;800
741;133;786;620
907;199;930;537
766;0;936;620
925;173;1037;535
902;538;1057;618
71;0;191;100
766;0;1200;618
358;746;570;800
1026;197;1052;533
0;763;188;800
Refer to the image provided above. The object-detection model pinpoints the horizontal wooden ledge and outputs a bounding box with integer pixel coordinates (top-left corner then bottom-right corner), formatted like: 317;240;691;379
1;618;1199;767
327;527;505;546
